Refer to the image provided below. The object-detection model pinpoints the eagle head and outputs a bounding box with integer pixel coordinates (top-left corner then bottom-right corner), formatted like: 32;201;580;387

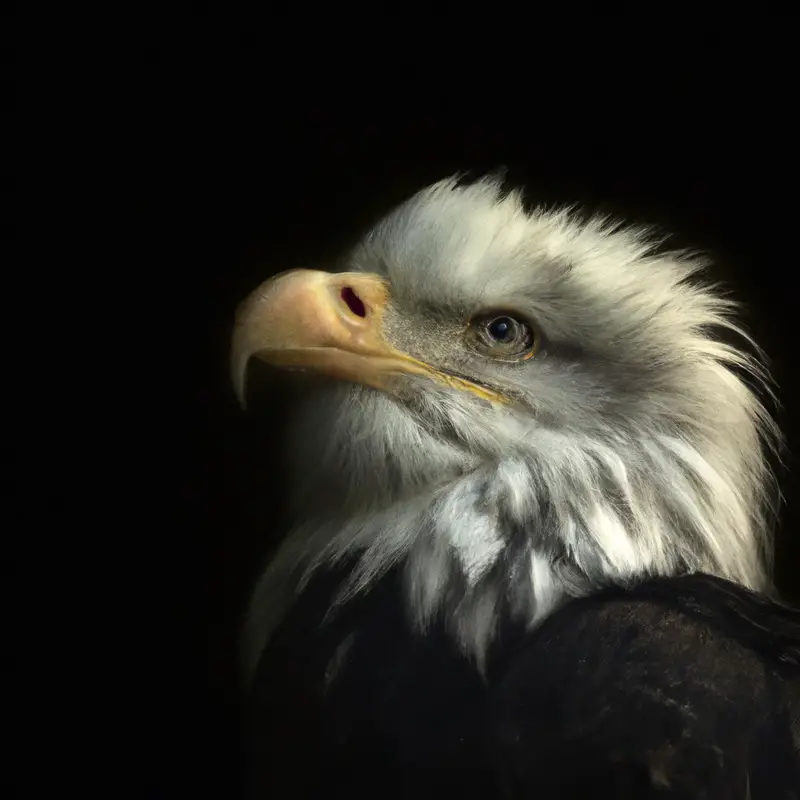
233;176;779;678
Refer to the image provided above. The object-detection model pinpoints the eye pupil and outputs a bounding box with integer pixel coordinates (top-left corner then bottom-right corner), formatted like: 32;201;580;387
488;317;513;340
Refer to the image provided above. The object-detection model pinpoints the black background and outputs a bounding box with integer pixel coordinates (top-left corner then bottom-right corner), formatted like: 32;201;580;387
114;18;799;796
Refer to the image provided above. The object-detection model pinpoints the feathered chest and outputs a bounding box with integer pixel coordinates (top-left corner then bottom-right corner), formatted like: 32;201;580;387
245;563;518;797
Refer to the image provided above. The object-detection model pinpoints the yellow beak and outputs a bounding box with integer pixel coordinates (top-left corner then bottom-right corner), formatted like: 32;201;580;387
231;269;505;407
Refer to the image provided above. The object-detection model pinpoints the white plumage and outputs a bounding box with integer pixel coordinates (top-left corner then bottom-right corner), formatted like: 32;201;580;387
234;176;781;682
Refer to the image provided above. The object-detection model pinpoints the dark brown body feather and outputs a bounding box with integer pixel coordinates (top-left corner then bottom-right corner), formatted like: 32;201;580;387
246;570;800;798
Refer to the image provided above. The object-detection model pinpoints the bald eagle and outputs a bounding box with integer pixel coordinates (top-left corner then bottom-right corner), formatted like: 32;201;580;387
232;177;800;798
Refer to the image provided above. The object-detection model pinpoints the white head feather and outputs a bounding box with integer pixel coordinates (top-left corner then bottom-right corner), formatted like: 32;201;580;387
240;176;781;681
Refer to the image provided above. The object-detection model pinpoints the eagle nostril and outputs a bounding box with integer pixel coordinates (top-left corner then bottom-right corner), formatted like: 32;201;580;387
341;286;367;318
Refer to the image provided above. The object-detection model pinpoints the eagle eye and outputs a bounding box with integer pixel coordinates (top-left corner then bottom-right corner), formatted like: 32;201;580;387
468;313;537;361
